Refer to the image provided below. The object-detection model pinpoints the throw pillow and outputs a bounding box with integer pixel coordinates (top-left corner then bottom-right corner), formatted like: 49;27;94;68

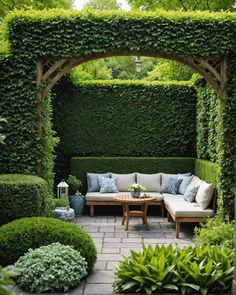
98;176;119;193
184;183;199;203
87;173;110;192
162;178;182;194
178;175;194;195
195;181;214;209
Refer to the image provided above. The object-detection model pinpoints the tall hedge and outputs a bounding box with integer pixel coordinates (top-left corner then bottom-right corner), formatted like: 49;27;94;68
0;174;49;225
54;80;196;161
0;9;235;212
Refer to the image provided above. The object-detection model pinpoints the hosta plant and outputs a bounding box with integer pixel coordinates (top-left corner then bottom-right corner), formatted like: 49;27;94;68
114;244;234;295
15;242;87;293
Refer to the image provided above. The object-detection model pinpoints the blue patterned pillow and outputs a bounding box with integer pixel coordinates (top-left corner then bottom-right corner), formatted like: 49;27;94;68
184;184;199;202
98;176;119;193
162;178;182;194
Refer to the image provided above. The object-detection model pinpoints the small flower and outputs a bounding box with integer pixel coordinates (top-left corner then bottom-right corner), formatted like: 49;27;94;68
128;183;146;192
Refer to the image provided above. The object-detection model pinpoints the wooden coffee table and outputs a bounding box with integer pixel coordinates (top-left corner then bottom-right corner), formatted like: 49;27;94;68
113;194;156;231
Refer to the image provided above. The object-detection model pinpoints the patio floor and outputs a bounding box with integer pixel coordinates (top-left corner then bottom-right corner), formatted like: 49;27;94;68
13;215;194;295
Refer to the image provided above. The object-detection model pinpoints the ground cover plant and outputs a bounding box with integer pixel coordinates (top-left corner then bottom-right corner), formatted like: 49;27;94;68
15;243;87;293
0;266;22;295
194;214;234;249
0;217;97;271
115;245;234;295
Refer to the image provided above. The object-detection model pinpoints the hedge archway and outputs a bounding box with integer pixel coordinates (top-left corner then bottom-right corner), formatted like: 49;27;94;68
0;9;235;211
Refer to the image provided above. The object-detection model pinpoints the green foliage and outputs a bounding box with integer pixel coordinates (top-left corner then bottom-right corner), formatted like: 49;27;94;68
0;116;6;144
196;81;236;214
0;266;22;295
127;0;235;11
71;157;195;192
0;174;49;225
15;243;87;293
67;175;82;195
145;60;193;81
194;215;235;249
115;244;234;295
71;60;112;81
195;159;219;186
53;197;69;207
0;0;73;18
83;0;121;10
0;217;97;271
54;80;196;162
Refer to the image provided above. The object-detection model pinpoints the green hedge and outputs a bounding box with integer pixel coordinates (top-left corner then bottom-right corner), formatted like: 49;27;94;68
195;159;219;186
0;174;48;225
0;217;97;271
54;80;197;159
70;157;195;192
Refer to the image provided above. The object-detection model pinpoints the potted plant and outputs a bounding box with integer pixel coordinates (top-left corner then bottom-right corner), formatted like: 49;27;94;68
128;183;146;198
67;175;85;216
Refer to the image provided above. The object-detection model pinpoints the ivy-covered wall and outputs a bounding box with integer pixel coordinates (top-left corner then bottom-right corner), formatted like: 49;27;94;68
0;9;235;213
196;80;236;213
54;79;196;157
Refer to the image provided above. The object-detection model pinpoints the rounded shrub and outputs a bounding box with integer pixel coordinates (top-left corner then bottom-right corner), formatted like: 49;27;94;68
0;174;49;225
15;243;87;293
0;217;97;271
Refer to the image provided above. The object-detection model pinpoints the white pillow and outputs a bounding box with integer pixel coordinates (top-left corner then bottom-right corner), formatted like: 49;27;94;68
161;174;177;191
195;181;214;209
136;173;161;192
111;173;136;192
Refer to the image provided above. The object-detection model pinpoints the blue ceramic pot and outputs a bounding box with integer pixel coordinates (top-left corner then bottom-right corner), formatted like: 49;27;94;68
69;194;85;216
131;191;141;198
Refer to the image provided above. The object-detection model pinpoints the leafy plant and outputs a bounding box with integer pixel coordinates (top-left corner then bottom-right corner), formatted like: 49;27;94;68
67;175;82;195
0;117;6;145
114;244;234;295
15;242;87;293
0;174;49;225
0;266;22;295
128;183;145;192
0;217;97;271
194;214;234;248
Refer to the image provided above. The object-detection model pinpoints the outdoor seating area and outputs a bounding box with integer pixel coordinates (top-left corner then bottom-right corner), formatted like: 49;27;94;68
0;1;235;294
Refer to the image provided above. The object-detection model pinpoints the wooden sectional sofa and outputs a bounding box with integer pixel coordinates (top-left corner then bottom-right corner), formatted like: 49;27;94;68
70;157;217;238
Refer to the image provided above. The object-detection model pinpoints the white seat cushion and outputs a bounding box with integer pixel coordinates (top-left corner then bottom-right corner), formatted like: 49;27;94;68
163;193;214;218
111;173;136;191
86;192;118;201
196;181;214;210
86;192;163;202
137;173;161;192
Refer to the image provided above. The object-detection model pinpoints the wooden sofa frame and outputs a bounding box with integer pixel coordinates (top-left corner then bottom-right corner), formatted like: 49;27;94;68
86;200;165;218
165;192;216;238
87;192;216;239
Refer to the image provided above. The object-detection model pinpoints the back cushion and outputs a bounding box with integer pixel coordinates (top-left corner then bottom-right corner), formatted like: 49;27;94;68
87;173;110;192
196;181;214;209
137;173;161;192
161;174;177;190
111;173;136;192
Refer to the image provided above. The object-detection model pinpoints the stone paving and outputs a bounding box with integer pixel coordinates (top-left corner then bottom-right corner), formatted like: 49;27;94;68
13;215;194;295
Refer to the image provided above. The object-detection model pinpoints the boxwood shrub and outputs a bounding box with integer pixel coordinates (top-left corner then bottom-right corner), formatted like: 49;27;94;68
0;174;49;225
0;217;97;272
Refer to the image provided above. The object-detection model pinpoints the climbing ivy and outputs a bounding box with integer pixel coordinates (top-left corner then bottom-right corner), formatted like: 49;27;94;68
0;9;235;210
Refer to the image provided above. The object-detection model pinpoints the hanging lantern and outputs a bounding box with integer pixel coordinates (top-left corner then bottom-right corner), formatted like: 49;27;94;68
135;56;142;73
57;179;69;199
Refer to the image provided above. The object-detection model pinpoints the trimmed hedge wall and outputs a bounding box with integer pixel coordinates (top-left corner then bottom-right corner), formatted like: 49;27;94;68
70;156;195;192
0;174;48;225
54;80;197;159
195;159;219;186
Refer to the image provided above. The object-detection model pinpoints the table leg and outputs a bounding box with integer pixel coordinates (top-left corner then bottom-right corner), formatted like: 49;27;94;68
124;204;129;231
143;203;149;230
122;204;126;225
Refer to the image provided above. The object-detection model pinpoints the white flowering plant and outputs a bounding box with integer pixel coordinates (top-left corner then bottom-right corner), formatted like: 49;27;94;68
128;183;146;192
